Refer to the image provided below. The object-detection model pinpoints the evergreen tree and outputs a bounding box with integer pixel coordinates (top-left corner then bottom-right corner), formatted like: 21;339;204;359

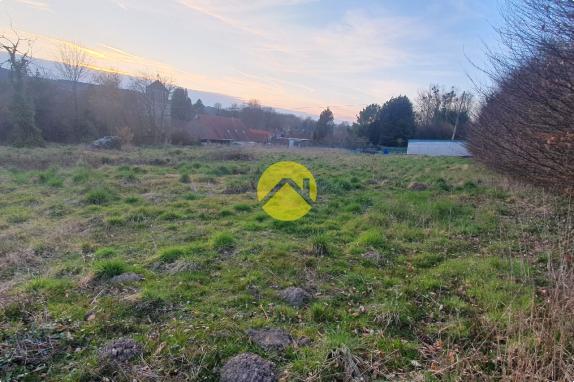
353;103;381;139
313;107;334;142
368;96;415;146
194;99;205;115
171;87;193;121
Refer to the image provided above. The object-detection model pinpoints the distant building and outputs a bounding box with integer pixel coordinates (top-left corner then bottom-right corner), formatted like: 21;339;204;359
177;115;272;144
277;137;311;148
407;140;471;157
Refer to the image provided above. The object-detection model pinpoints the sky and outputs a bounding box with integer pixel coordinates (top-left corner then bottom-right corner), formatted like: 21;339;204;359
0;0;504;121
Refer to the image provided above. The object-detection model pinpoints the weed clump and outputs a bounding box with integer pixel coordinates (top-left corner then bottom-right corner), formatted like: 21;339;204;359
224;178;253;194
85;187;114;205
311;234;330;256
310;302;337;322
94;247;118;259
179;172;191;183
357;229;386;249
94;259;128;279
212;231;236;251
158;246;190;263
38;168;64;187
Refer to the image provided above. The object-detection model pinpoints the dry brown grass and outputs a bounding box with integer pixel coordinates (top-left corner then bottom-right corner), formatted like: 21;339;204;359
492;184;573;381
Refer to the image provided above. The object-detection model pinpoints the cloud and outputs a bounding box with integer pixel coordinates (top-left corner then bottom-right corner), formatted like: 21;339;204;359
172;1;430;119
14;0;51;11
3;0;475;121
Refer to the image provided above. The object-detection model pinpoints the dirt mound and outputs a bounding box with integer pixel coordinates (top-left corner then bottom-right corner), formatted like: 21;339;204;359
220;353;277;382
247;328;292;352
278;287;311;308
407;182;428;191
99;338;142;363
109;272;144;284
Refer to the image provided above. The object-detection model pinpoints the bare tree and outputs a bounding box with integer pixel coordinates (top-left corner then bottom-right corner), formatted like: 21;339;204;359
415;85;473;140
451;91;472;140
56;42;90;84
1;33;32;91
130;73;173;145
55;42;92;125
469;0;574;195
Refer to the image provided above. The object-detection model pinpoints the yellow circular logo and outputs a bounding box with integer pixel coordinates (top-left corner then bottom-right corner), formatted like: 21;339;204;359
257;161;317;221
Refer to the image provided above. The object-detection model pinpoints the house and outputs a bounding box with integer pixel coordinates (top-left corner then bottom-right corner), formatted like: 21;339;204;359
177;115;272;144
407;140;471;157
277;137;311;148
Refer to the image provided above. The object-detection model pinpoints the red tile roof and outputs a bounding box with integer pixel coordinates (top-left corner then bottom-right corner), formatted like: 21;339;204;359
181;115;271;142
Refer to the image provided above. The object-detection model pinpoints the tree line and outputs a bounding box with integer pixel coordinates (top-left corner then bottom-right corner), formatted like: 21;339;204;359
1;33;474;148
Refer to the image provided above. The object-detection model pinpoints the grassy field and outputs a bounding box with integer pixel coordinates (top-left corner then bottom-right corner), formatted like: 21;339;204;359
0;145;562;381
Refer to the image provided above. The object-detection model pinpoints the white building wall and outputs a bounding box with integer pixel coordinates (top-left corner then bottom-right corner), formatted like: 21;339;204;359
407;140;471;157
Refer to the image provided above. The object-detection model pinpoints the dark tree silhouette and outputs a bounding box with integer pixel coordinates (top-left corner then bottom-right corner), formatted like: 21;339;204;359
368;96;415;146
1;33;43;146
171;87;193;121
313;107;334;142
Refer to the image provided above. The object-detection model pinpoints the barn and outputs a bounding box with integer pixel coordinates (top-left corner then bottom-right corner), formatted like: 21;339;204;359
407;140;471;157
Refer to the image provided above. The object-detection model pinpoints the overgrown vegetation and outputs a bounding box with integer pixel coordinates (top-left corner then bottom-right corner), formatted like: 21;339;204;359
469;0;574;195
0;145;570;380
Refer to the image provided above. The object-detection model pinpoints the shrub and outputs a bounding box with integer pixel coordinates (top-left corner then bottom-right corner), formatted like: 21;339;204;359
468;0;574;195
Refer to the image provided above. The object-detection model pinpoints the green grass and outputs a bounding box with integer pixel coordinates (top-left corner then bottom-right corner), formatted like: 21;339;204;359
0;145;553;381
211;231;236;251
93;259;128;279
85;187;115;205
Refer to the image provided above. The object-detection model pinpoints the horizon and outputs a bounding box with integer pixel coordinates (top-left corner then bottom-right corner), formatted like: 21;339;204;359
1;0;502;121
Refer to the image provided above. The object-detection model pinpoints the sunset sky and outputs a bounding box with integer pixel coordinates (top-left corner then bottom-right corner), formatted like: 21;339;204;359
0;0;502;121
